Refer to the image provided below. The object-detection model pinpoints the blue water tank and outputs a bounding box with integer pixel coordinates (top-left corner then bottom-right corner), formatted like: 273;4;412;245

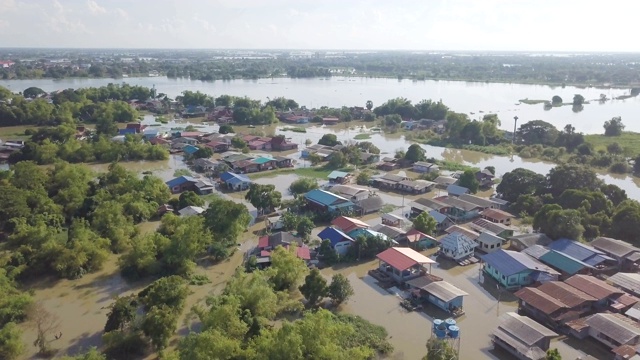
445;318;456;327
448;325;460;338
433;319;443;330
435;328;447;338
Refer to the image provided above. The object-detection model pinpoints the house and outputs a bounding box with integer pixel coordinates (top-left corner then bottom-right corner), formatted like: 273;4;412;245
331;216;369;234
282;115;309;124
322;117;340;125
446;184;470;197
409;279;468;314
459;194;500;210
273;156;293;168
372;173;409;190
375;247;436;284
317;227;355;255
371;224;406;242
256;245;312;268
327;170;351;184
482;249;560;289
166;176;197;194
194;179;216;195
481;208;515;226
438;196;482;221
252;157;277;171
381;213;405;227
410;197;449;218
258;232;300;251
433;176;458;189
469;218;514;239
445;225;479;241
476;232;507;253
428;210;454;233
440;233;477;261
193;158;219;173
157;204;174;216
398;179;435;194
412;161;439;173
182;144;200;156
492;312;558;360
515;281;596;329
571;313;640;350
178;206;205;217
359;152;380;164
231;159;259;173
331;185;370;202
266;215;284;231
248;140;271;151
402;228;439;249
219;172;252;191
403;120;418;130
565;274;639;312
348;228;396;245
304;189;355;214
537;250;594;279
476;169;496;187
378;161;398;171
205;141;230;152
547;239;617;273
608;273;640;297
509;233;553;252
173;137;198;145
591;237;640;272
490;196;511;210
355;196;384;215
271;135;298;151
149;137;171;146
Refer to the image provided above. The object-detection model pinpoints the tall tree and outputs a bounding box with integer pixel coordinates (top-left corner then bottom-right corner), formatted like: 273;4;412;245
245;184;282;215
266;246;309;291
547;164;602;197
413;212;437;235
603;116;625;136
327;274;354;306
365;100;373;111
299;268;328;308
458;170;479;193
496;168;546;203
404;144;426;162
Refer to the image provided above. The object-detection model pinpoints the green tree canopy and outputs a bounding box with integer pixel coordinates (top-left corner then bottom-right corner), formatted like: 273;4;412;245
413;212;437;235
604;116;625;136
458;169;479;193
404;144;426;162
299;268;328;308
496;168;547;203
328;274;354;306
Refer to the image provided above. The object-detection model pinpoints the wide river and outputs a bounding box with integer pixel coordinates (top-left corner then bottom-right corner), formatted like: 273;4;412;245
1;76;638;134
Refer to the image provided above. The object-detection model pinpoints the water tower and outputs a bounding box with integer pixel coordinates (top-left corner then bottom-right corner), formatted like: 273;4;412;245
430;318;461;359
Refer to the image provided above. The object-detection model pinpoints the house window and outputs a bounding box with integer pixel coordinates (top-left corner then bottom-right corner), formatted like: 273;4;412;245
484;243;489;248
490;244;495;249
502;275;506;281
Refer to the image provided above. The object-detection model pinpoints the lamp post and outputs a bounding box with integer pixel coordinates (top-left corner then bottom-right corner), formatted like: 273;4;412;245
512;116;519;144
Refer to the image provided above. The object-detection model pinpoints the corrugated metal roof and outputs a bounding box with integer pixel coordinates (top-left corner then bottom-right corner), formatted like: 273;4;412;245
523;245;550;259
166;175;196;188
609;273;640;295
328;170;349;179
458;194;498;209
497;312;557;346
514;287;568;315
445;225;479;241
446;184;470;196
481;249;559;277
591;237;639;258
493;328;547;360
509;233;552;249
428;209;449;224
539;250;592;275
565;275;623;301
477;232;503;246
220;171;250;182
422;281;468;302
585;313;640;344
376;247;435;271
317;227;354;247
481;208;514;221
304;189;350;206
536;281;597;307
440;233;477;253
547;239;613;266
331;216;369;233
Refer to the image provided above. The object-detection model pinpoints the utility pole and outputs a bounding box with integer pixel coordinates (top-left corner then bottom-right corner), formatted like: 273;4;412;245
512;116;519;144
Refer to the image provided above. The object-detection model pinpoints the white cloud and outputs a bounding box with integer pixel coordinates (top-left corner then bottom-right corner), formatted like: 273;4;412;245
87;0;106;15
115;8;129;20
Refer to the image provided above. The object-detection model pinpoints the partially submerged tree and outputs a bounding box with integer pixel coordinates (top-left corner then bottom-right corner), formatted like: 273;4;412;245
328;274;354;306
299;268;328;308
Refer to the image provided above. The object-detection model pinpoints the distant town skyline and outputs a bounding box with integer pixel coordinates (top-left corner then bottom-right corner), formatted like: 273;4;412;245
1;0;639;52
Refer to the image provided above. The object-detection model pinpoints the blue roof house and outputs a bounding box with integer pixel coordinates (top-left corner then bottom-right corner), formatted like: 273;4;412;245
318;227;355;255
304;189;355;214
118;128;137;136
429;209;454;232
538;249;594;278
327;170;351;184
447;184;471;197
547;239;616;271
481;249;560;289
166;176;197;194
183;144;199;155
220;172;252;191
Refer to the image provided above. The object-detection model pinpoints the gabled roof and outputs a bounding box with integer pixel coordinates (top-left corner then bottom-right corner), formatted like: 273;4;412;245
404;228;436;243
514;287;568;315
445;225;479;240
565;274;624;301
481;249;560;277
356;196;383;211
447;184;470;196
428;209;450;224
459;194;499;209
348;228;394;244
477;232;504;246
469;218;512;235
328;170;350;179
178;206;205;216
376;247;435;271
536;281;597;307
183;144;199;154
547;239;614;266
422;281;468;302
331;184;368;197
220;172;251;184
252;156;274;164
318;227;354;247
584;313;640;345
509;233;552;249
440;232;477;252
371;224;406;239
523;245;550;259
305;189;350;207
331;216;369;233
591;237;640;258
166;175;196;188
608;273;640;295
381;213;404;222
497;312;558;346
433;176;457;185
539;250;593;275
438;197;481;212
481;208;515;221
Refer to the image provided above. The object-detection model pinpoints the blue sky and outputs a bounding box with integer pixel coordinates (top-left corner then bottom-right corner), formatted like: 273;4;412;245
0;0;638;51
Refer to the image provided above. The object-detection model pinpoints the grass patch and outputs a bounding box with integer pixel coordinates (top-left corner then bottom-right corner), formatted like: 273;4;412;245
354;133;371;140
174;169;193;177
200;193;220;203
461;144;513;156
189;274;211;286
434;160;478;172
247;168;296;179
0;125;38;138
282;127;307;133
585;132;640;155
519;98;550;105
